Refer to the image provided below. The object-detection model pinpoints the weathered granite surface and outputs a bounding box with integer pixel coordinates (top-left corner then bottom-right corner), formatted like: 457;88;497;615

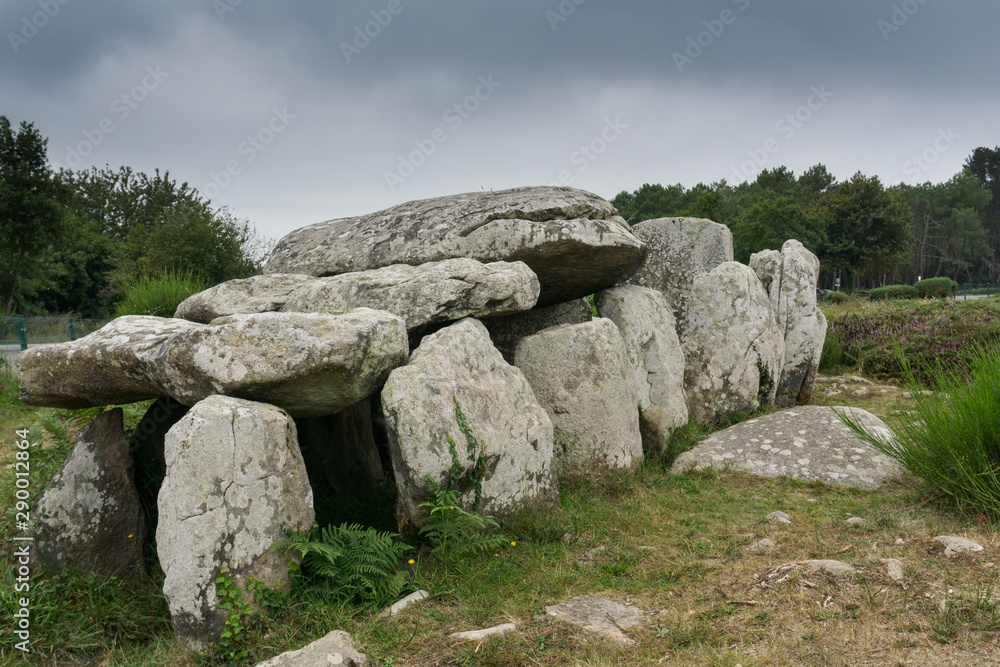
669;406;902;489
280;259;539;330
263;186;645;306
543;595;644;644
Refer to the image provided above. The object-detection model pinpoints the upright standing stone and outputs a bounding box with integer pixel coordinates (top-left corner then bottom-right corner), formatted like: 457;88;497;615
514;319;642;476
682;262;784;424
751;240;826;407
626;217;733;335
31;409;146;578
595;286;689;456
381;319;557;527
157;396;314;651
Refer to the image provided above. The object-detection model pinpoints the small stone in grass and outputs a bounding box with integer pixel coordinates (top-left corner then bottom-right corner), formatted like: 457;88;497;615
766;511;792;524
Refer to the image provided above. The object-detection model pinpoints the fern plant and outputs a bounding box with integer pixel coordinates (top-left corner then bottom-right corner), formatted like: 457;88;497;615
272;522;412;606
418;486;505;564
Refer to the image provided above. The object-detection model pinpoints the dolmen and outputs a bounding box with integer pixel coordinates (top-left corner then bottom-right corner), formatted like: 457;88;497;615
17;186;833;649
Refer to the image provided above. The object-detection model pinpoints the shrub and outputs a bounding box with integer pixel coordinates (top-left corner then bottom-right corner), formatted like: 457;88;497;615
869;285;919;301
822;291;850;304
112;269;207;318
826;300;1000;382
840;345;1000;517
916;276;958;299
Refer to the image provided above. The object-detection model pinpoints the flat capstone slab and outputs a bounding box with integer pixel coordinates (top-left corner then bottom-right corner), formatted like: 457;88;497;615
669;406;902;489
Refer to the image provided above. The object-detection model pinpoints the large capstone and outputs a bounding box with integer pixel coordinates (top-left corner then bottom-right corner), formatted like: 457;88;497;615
750;240;826;407
18;310;409;417
626;217;733;335
682;262;784;424
155;310;408;417
480;298;593;364
514;319;642;477
174;274;314;323
595;286;689;456
156;396;314;651
263;186;645;306
670;406;903;489
31;409;146;578
279;259;539;330
381;318;557;527
17;316;201;409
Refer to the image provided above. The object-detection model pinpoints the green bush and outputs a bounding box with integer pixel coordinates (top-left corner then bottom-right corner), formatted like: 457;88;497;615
916;276;958;299
822;291;850;304
869;285;919;301
112;270;207;318
840;345;1000;517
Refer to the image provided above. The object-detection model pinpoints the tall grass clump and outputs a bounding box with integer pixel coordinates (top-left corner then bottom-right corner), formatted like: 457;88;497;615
818;329;846;371
840;345;1000;517
112;270;207;318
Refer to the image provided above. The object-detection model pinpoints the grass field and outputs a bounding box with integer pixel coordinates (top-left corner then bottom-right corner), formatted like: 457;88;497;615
0;312;998;665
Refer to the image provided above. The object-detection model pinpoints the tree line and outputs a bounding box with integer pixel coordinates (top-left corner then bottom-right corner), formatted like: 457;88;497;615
612;149;1000;291
1;117;269;318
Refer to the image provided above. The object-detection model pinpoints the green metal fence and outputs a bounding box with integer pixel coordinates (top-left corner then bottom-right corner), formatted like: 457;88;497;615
956;283;994;299
0;316;109;350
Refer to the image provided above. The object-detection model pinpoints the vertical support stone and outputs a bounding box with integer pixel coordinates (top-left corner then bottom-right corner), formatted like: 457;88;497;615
156;396;314;650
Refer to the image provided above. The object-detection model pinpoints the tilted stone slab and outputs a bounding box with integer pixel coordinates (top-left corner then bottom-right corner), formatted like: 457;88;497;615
670;406;903;489
156;310;408;417
481;298;592;363
595;285;689;456
157;396;314;651
18;310;409;418
682;262;784;424
381;318;557;526
17;316;201;409
751;240;826;407
514;319;642;476
31;409;146;578
626;217;733;335
263;186;645;306
253;630;368;667
174;274;314;323
279;259;540;330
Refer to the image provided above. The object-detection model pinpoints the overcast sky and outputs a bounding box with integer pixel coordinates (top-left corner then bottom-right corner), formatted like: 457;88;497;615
3;1;998;241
